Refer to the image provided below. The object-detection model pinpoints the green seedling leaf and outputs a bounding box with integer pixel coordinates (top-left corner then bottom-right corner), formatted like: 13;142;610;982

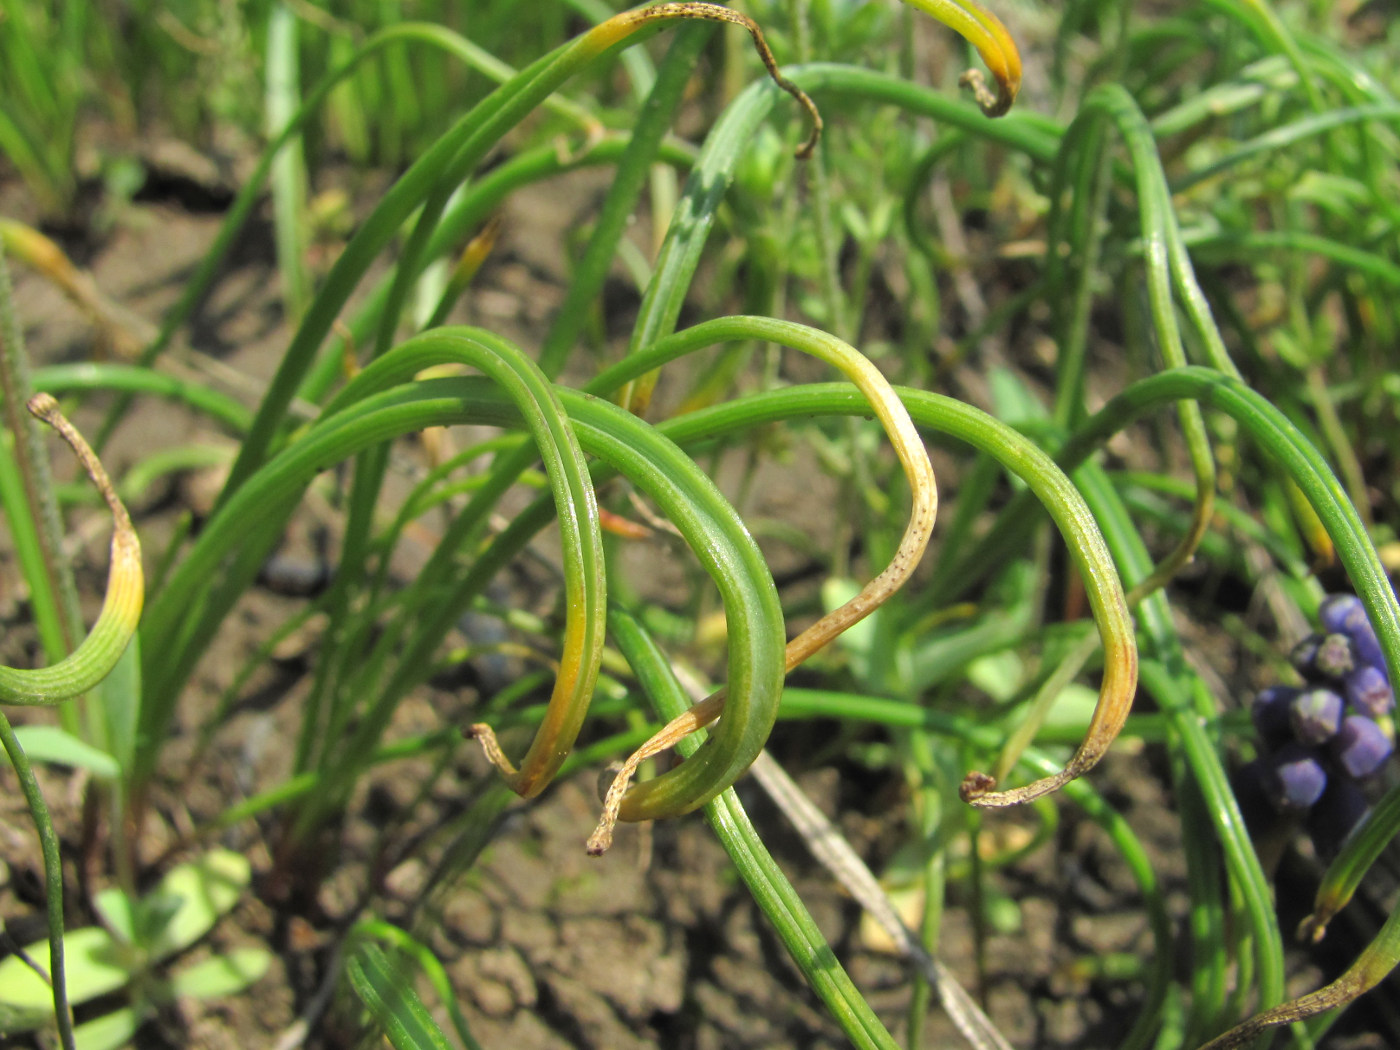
0;996;50;1033
91;633;141;776
822;577;872;676
839;201;872;243
72;1007;142;1050
134;891;189;951
984;888;1023;934
988;366;1049;426
1039;683;1099;733
733;124;785;202
0;926;130;1018
164;947;273;1001
9;725;120;780
92;887;137;944
144;849;251;962
967;650;1024;702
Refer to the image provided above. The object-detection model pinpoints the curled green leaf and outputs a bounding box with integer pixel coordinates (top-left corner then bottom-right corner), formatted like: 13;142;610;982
0;395;142;705
591;338;1137;823
583;317;936;851
323;328;605;800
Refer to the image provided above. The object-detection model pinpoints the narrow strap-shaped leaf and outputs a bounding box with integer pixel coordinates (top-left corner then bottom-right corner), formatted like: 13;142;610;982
1301;781;1400;942
1057;368;1398;1047
350;923;481;1050
619;62;1056;413
346;941;453;1050
0;713;76;1050
34;363;252;435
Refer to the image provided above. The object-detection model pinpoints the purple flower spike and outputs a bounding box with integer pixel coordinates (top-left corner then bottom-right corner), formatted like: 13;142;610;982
1252;686;1299;748
1290;687;1345;745
1330;715;1394;779
1345;664;1395;719
1319;594;1387;677
1263;745;1329;811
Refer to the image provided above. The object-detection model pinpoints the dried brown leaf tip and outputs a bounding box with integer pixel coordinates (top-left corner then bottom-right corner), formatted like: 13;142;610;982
903;0;1022;117
616;4;823;156
961;571;1138;807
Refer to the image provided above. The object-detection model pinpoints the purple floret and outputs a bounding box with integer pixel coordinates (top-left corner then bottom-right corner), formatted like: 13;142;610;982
1312;633;1357;678
1344;664;1395;719
1251;686;1299;748
1330;715;1394;779
1263;745;1329;811
1290;634;1324;679
1304;780;1371;860
1319;594;1387;678
1319;594;1364;633
1290;687;1345;745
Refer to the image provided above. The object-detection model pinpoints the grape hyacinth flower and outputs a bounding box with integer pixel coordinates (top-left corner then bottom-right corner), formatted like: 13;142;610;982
1251;685;1299;748
1304;779;1371;860
1319;593;1386;678
1289;687;1345;745
1311;633;1356;679
1344;664;1395;719
1290;635;1324;678
1262;745;1328;810
1330;715;1394;780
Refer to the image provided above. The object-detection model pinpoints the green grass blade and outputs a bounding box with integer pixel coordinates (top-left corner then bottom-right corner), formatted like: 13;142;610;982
608;607;901;1050
346;940;453;1050
537;21;713;377
33;363;252;434
265;2;311;322
351;922;482;1050
0;714;77;1050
